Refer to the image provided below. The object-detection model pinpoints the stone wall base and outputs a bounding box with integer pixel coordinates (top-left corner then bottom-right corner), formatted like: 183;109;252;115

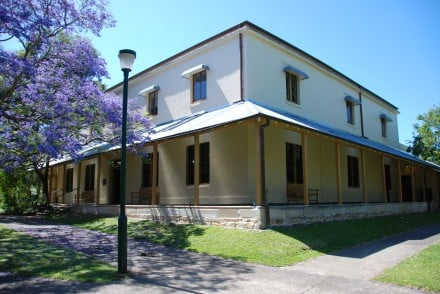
72;204;265;230
70;202;428;229
269;202;428;226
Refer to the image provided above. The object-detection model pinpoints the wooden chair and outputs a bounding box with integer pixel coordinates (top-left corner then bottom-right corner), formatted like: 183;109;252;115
131;187;153;205
287;184;319;203
80;190;94;203
287;183;304;203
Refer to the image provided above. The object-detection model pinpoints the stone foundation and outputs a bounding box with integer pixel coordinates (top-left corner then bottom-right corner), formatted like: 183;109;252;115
70;202;428;229
269;202;428;226
73;204;265;230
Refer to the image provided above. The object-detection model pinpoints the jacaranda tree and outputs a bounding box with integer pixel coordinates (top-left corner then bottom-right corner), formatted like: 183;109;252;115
0;0;150;210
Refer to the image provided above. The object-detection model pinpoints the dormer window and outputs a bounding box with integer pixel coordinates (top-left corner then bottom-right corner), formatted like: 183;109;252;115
283;65;309;105
139;85;160;116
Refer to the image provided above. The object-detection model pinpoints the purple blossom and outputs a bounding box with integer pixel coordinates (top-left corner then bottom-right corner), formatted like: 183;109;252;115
0;0;152;172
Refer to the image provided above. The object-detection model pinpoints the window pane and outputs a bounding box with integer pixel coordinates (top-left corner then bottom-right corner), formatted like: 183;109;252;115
200;142;210;184
347;156;359;188
85;164;95;191
186;145;195;185
65;168;74;193
148;91;158;115
346;101;354;124
286;143;303;184
286;73;298;103
193;71;207;101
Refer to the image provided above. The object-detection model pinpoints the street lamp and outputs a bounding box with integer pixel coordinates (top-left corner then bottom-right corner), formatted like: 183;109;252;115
117;49;136;273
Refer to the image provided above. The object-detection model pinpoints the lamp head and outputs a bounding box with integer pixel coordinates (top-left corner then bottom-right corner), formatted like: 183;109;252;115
118;49;136;71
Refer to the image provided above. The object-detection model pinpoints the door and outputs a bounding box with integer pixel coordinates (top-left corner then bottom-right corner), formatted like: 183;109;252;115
111;160;121;204
401;175;412;202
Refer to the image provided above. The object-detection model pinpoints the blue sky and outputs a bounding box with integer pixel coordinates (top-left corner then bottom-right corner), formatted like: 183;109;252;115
9;0;440;145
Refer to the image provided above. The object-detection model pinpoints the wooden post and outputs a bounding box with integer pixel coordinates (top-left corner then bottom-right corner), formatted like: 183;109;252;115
411;165;416;202
76;162;82;204
422;168;427;202
335;142;342;204
62;163;66;204
397;161;403;202
255;121;263;206
194;134;200;206
302;133;309;205
96;156;101;205
152;143;158;205
381;155;387;203
361;149;367;203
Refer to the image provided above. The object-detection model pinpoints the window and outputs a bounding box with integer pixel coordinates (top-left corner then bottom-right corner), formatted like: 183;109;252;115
186;142;210;185
381;117;387;138
142;153;159;187
347;156;360;188
346;101;355;125
286;72;299;104
65;168;74;193
193;70;207;102
148;90;158;115
286;143;303;184
85;164;95;191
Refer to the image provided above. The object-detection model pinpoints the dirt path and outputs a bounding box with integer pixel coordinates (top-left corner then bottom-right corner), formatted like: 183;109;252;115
1;215;438;293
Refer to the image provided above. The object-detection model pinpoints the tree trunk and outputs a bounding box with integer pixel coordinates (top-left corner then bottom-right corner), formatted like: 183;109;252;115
33;160;50;208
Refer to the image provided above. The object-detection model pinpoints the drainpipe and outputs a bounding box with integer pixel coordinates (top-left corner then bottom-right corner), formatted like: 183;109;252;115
260;118;270;228
239;33;244;101
359;91;365;137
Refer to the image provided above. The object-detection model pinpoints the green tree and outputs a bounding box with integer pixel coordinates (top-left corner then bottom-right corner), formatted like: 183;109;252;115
408;105;440;165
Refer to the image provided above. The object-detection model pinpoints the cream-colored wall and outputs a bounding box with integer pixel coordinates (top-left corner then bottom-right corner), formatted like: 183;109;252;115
117;35;241;127
363;153;385;202
242;32;399;147
362;93;399;147
158;124;254;205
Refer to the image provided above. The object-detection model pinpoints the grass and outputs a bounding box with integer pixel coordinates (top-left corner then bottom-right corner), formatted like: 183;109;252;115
49;211;440;267
375;241;440;292
0;225;121;283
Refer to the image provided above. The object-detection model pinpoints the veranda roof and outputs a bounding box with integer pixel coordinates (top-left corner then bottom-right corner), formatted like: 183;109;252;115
51;100;440;171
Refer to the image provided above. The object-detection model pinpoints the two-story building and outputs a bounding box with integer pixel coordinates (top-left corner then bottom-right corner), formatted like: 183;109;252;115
48;21;440;228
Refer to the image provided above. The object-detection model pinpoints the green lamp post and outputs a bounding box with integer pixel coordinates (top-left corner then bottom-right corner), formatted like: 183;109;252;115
117;49;136;273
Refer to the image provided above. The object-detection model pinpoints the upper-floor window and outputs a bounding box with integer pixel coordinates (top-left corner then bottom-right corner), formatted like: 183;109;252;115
346;101;355;125
381;117;387;138
186;142;210;185
344;95;361;125
286;72;299;104
148;90;158;115
139;85;159;115
380;114;392;138
193;70;207;102
283;65;309;105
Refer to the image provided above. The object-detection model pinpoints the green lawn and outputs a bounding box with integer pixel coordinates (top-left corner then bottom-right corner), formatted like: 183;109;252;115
0;225;121;283
50;211;440;267
375;241;440;292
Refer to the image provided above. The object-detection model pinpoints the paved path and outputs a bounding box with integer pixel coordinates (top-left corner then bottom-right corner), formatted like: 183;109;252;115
0;216;439;294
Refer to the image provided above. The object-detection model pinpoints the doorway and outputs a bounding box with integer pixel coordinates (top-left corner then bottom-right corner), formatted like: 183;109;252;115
110;160;121;204
401;175;413;202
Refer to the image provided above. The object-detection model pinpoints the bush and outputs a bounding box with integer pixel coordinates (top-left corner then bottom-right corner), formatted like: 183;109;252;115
0;168;46;214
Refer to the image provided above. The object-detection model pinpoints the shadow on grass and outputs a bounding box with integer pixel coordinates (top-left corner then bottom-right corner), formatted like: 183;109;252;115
0;226;120;283
271;211;440;257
